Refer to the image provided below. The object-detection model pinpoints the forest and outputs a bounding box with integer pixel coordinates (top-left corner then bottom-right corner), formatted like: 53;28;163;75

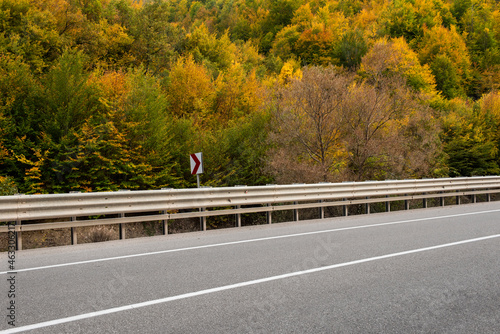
1;0;500;195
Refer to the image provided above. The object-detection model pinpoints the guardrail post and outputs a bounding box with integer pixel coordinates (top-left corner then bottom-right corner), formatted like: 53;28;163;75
119;213;126;239
118;190;130;239
423;193;427;208
487;193;491;202
266;204;272;224
201;208;207;231
234;186;245;227
472;193;477;203
15;195;23;250
365;197;370;214
160;188;172;235
236;205;241;227
293;202;299;221
404;195;409;210
162;210;168;235
319;200;325;219
385;196;391;212
69;191;80;244
15;219;22;251
440;193;445;207
456;192;461;205
343;199;348;216
71;216;77;245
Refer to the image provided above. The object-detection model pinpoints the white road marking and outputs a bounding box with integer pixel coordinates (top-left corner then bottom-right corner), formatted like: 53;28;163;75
2;233;499;334
1;208;500;276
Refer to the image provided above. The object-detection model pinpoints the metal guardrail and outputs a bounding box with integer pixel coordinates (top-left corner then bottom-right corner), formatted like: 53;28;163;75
2;176;500;250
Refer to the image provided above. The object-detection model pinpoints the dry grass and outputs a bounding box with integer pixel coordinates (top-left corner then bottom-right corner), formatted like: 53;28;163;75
0;218;201;251
88;226;114;243
23;229;71;249
0;232;9;252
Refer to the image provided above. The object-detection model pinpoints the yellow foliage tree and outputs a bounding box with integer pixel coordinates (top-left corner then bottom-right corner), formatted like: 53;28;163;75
167;55;214;123
360;37;436;94
278;58;302;85
213;63;263;124
478;91;500;126
291;3;314;30
185;24;237;74
418;25;470;77
352;6;379;39
15;147;48;194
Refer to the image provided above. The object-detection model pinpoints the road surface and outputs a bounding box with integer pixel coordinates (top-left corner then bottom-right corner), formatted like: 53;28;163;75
1;202;499;333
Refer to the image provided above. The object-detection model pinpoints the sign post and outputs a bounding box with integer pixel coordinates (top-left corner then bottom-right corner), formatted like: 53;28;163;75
190;152;205;231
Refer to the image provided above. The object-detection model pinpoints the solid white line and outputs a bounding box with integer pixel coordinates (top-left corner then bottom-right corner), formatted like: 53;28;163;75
2;233;499;334
2;208;500;276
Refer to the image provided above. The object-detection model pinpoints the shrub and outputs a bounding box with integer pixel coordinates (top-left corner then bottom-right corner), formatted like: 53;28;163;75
0;176;17;196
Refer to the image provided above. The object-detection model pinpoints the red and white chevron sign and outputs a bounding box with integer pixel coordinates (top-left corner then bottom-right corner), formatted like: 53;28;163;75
190;152;203;175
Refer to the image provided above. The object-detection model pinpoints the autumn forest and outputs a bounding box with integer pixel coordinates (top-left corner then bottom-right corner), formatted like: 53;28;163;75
1;0;500;195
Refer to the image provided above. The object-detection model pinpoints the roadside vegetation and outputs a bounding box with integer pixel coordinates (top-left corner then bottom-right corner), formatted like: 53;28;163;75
1;0;500;195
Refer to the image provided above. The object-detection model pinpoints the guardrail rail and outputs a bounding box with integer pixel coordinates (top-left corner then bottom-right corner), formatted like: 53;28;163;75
1;176;500;250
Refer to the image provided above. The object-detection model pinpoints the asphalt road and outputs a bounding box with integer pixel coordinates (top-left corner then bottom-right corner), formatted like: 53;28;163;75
1;202;499;333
